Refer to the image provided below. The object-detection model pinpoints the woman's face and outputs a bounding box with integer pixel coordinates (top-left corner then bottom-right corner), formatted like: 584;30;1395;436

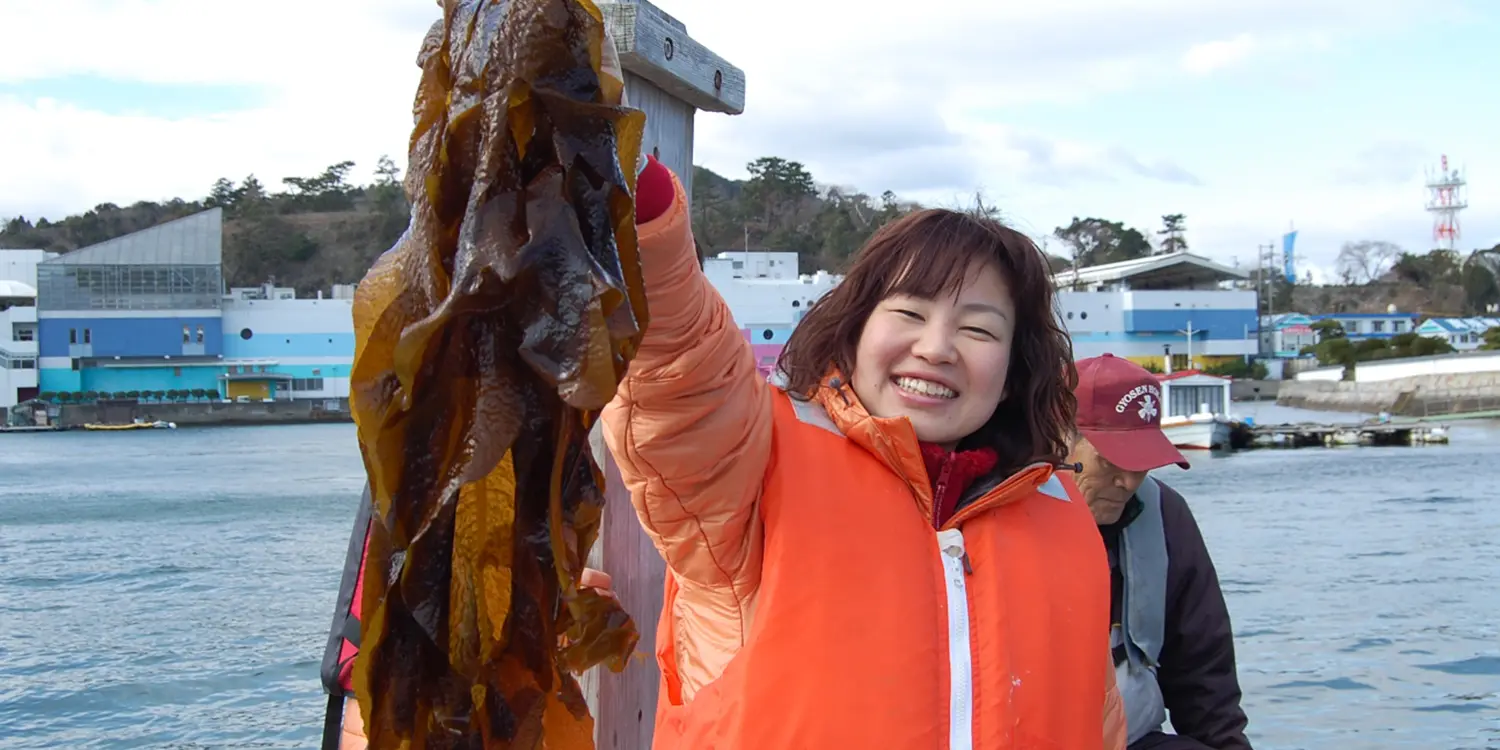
850;261;1015;449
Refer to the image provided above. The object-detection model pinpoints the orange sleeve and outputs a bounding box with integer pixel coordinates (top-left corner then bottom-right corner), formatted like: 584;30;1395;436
600;167;772;596
1103;655;1126;749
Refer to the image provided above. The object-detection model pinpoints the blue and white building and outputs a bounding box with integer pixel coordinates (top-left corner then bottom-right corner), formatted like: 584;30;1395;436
1053;253;1258;370
1416;316;1500;351
1;249;51;409
36;210;226;396
704;250;842;379
1305;311;1419;342
221;282;354;400
1260;313;1320;358
34;208;352;402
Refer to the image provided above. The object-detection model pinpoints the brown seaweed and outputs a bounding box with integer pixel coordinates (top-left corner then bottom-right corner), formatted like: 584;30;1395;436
347;0;647;746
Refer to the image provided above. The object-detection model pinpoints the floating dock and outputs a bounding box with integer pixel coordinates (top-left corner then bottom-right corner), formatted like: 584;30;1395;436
0;425;65;434
1245;421;1449;449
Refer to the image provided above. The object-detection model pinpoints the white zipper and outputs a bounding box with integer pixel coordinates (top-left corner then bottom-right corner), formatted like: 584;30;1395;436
936;527;974;750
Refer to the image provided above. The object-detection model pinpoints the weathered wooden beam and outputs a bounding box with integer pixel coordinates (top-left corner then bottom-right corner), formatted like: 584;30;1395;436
600;0;746;117
582;423;662;750
580;6;743;748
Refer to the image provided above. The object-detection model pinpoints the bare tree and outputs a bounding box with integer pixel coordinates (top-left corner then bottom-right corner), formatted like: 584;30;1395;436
1335;240;1402;285
941;189;1004;223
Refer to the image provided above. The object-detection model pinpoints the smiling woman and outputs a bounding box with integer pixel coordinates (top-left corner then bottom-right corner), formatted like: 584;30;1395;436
597;179;1124;747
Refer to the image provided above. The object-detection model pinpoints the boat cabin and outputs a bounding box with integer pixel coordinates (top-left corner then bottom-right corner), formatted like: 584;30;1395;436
1156;370;1232;419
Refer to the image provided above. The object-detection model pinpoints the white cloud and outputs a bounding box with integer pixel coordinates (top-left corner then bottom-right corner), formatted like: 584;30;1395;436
0;0;425;217
1180;34;1257;76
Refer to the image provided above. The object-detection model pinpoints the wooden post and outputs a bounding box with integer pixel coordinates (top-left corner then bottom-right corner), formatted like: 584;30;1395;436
583;3;744;749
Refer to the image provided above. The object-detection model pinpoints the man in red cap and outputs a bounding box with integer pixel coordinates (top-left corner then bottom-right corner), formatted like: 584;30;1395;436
1069;354;1252;750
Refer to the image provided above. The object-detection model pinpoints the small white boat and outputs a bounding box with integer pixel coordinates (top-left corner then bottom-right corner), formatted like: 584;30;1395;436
1157;369;1236;451
1160;413;1233;451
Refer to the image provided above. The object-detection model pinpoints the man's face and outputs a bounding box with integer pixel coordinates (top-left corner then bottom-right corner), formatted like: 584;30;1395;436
1068;437;1150;525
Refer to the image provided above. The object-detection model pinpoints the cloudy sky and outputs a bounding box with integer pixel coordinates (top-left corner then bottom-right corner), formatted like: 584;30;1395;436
3;0;1496;280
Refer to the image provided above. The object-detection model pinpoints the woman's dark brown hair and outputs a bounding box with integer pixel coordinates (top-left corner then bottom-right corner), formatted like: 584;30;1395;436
776;208;1077;472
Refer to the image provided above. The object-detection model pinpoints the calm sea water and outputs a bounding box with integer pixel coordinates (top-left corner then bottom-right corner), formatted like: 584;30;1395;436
1;407;1497;749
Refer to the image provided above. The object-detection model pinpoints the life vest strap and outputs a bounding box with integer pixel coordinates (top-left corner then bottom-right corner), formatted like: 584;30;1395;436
320;692;344;750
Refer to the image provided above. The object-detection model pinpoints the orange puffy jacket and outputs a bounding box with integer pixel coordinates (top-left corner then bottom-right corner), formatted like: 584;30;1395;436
598;168;1127;749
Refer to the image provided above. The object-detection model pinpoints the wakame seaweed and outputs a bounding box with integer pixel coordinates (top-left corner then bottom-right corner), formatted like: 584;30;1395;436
347;0;647;746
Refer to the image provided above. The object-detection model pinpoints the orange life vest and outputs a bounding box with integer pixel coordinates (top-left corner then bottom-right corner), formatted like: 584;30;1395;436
639;388;1119;749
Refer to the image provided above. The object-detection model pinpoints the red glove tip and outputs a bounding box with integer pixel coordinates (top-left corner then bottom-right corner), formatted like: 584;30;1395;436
635;154;673;225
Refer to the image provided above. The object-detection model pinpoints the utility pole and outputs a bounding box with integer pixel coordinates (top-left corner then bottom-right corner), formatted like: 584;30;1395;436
1257;242;1277;317
1253;241;1277;357
1175;320;1196;370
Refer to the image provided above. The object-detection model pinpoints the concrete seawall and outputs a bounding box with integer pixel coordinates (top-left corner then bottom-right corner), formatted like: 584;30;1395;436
59;399;353;427
1277;373;1500;416
1231;380;1280;401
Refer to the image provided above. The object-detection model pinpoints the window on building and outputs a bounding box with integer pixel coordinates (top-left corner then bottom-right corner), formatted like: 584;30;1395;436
69;328;77;344
290;378;326;392
83;328;91;344
1392;321;1405;333
182;326;190;343
16;327;34;342
196;326;204;343
71;358;80;371
1372;321;1385;333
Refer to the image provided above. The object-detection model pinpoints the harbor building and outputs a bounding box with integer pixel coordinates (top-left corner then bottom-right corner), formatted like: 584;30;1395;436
1261;313;1320;358
1;279;40;410
1416;316;1500;351
1306;311;1419;342
221;282;355;401
1052;253;1258;370
33;209;353;402
705;251;842;379
36;210;226;396
2;250;56;409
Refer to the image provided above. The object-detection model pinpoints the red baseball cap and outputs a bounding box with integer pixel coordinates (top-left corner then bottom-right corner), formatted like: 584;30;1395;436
1074;354;1189;471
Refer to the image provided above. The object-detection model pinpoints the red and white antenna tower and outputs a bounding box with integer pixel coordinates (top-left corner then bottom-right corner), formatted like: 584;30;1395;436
1425;154;1467;252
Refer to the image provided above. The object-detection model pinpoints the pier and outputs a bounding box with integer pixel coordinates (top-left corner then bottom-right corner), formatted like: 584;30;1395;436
0;425;62;434
1245;420;1450;449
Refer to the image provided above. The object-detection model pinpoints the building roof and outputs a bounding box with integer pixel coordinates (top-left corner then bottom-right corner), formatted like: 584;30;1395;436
0;279;37;298
40;208;223;267
1307;311;1417;320
1053;252;1249;289
1266;313;1314;328
1417;316;1500;333
1158;369;1230;382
